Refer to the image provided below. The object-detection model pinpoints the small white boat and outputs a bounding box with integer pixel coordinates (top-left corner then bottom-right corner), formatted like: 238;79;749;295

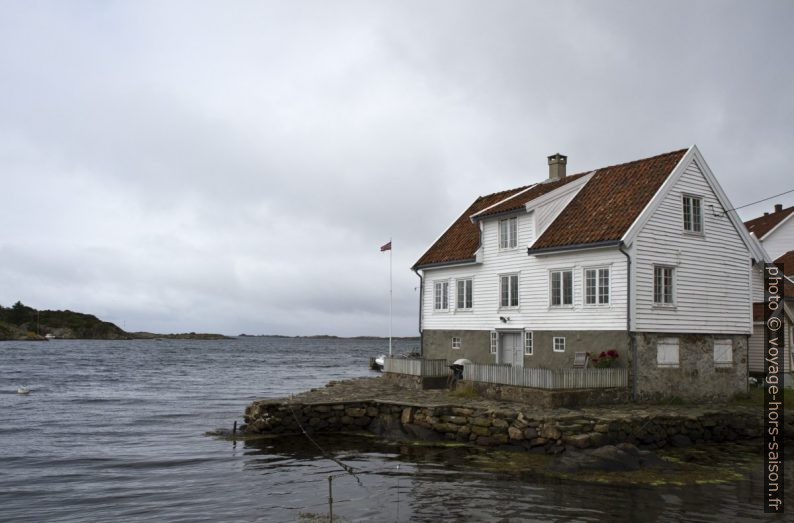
17;387;31;395
45;334;56;340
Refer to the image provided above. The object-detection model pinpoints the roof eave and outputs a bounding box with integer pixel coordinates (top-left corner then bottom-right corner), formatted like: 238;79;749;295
413;257;478;271
527;240;623;256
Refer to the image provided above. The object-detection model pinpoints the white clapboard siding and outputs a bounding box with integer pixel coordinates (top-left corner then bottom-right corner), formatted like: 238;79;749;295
633;158;752;334
748;320;791;374
751;264;765;302
462;363;627;389
760;217;794;260
748;324;766;373
383;358;448;376
422;212;628;332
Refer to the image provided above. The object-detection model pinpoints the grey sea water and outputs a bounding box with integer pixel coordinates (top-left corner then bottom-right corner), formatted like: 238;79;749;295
0;338;783;521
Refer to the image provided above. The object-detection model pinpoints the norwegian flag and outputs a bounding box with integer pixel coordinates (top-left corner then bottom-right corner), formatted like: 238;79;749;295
380;241;392;252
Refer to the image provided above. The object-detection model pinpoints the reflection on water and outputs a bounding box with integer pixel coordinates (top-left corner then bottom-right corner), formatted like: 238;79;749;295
0;338;784;522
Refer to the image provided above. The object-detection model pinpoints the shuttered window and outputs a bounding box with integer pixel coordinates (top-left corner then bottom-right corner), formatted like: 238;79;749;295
657;337;679;368
714;339;733;367
550;270;573;306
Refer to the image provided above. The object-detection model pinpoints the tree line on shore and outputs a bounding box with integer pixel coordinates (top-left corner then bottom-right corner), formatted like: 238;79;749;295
0;301;228;341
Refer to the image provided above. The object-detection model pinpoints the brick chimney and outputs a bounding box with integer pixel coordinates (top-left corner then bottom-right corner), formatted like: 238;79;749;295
548;153;567;182
775;203;783;213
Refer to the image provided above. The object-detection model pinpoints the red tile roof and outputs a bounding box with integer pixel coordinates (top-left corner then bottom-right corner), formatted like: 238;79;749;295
412;186;529;268
776;251;794;276
413;148;688;268
531;149;687;250
472;172;591;219
744;205;794;239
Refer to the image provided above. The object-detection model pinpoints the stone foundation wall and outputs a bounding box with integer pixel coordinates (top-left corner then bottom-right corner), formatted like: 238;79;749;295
634;333;749;402
382;372;447;390
244;398;772;454
421;329;630;368
422;329;491;363
460;381;630;408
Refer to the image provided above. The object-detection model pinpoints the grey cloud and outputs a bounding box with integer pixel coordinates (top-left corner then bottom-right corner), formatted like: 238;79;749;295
1;1;792;335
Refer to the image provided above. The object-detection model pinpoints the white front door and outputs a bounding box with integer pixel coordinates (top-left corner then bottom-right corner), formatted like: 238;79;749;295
499;332;523;367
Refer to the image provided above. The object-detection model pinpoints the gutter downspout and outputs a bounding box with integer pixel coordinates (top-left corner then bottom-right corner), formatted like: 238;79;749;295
412;268;423;357
619;242;637;402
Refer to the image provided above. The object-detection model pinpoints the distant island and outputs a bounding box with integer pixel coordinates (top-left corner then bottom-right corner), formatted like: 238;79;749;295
0;301;230;341
238;334;420;340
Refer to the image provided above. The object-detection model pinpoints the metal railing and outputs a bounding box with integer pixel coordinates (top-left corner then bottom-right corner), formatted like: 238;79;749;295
383;357;448;377
462;363;627;390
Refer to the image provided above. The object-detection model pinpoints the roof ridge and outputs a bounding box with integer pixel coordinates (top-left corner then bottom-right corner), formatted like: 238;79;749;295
475;184;532;201
564;147;690;179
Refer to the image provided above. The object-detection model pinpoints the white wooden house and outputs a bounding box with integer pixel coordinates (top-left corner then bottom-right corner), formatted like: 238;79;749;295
745;206;794;386
413;146;765;401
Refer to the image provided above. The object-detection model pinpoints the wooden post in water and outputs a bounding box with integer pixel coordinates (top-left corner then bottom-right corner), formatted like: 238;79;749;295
328;475;333;522
232;420;237;436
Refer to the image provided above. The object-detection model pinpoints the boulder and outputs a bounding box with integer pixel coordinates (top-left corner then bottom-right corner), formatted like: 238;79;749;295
548;444;665;473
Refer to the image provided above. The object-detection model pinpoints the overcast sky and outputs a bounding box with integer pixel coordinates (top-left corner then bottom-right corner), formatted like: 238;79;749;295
1;1;792;336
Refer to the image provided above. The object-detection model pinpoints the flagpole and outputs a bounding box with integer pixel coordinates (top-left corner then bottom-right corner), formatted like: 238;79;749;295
389;237;393;357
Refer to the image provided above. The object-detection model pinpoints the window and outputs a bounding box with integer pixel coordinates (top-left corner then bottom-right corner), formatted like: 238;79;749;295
657;337;679;368
550;270;573;306
500;274;519;307
452;337;461;350
456;279;473;310
524;331;533;356
499;217;518;249
585;268;610;305
490;331;498;354
683;195;703;233
433;281;449;310
553;337;566;352
714;339;733;367
653;266;674;305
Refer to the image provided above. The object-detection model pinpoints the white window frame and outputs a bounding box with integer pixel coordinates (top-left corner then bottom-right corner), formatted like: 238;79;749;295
653;265;675;306
584;266;610;306
499;273;519;309
524;331;533;356
455;278;473;310
499;217;518;250
489;331;498;354
657;337;680;368
714;339;733;367
682;194;704;234
433;280;449;311
451;337;461;350
549;269;573;307
553;336;566;353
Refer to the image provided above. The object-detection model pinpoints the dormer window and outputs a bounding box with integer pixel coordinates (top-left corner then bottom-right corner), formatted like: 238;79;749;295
682;195;703;233
499;217;518;249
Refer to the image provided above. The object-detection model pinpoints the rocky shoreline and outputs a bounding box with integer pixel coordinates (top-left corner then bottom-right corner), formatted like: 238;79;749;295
243;377;790;455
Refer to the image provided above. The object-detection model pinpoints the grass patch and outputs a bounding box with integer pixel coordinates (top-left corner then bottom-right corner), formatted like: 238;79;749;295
732;385;794;408
447;383;479;399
